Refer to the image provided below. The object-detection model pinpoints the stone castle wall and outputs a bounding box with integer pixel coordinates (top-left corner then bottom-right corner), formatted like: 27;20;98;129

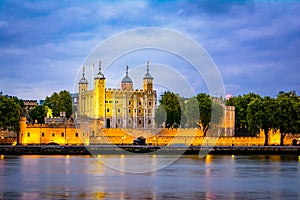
19;117;300;146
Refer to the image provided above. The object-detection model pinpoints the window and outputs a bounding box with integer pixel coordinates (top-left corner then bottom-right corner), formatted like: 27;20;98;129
52;133;55;137
118;119;121;124
118;108;120;113
128;109;131;113
148;120;151;124
139;101;141;106
139;120;142;125
149;101;152;106
107;108;110;112
42;132;45;137
129;101;131;105
61;132;64;137
76;132;79;137
27;132;30;137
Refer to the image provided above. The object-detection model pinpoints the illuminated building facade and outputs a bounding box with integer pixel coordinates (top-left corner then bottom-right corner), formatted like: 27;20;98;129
78;61;157;129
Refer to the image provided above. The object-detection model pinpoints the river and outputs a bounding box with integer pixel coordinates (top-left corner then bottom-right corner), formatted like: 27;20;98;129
0;154;299;199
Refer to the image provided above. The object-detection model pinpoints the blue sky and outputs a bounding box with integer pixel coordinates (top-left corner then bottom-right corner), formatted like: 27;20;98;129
0;0;299;100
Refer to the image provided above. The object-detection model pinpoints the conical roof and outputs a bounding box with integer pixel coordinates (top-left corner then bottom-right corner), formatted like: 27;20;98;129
143;61;153;79
79;67;88;84
95;61;105;79
121;66;133;83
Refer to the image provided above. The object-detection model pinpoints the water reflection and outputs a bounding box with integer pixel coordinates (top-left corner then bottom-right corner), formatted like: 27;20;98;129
0;155;299;199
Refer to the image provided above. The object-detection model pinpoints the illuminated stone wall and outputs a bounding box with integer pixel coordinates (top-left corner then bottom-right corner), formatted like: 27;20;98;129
19;117;83;145
19;117;300;146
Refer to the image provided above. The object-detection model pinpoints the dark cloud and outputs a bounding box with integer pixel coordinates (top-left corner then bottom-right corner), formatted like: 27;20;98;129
0;1;299;99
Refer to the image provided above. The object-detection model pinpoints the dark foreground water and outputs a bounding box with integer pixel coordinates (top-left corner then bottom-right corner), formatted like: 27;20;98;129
0;154;299;199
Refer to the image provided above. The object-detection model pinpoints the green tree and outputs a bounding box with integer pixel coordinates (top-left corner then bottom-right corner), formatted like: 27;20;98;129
155;104;167;127
184;96;200;128
227;93;261;136
247;96;277;145
176;94;187;127
44;90;72;118
196;93;212;136
276;92;299;145
159;91;182;128
29;105;46;124
211;102;224;126
45;92;59;116
0;95;22;131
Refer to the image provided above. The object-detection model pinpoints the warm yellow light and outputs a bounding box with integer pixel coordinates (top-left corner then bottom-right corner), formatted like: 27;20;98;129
97;155;102;158
232;155;235;159
120;154;125;158
205;155;211;164
0;155;4;159
65;155;70;158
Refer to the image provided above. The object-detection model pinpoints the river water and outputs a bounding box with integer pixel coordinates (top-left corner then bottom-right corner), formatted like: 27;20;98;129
0;154;299;199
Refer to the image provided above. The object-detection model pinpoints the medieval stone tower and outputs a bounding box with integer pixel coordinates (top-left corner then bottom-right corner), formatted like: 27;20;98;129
78;61;157;129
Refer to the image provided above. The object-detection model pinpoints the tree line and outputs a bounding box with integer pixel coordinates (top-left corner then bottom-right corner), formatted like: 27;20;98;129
0;90;72;132
155;91;300;145
29;90;72;124
0;95;24;132
155;91;224;137
1;89;299;146
227;91;300;145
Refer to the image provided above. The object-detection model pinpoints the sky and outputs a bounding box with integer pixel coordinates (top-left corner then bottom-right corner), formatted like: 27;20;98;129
0;0;299;100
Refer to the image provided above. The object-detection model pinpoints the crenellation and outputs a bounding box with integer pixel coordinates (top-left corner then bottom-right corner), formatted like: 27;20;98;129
77;61;156;129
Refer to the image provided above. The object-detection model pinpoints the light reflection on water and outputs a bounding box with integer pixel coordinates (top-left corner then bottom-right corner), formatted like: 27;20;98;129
0;154;299;199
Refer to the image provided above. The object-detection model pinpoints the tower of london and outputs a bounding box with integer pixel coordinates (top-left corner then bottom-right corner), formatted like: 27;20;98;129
78;61;157;129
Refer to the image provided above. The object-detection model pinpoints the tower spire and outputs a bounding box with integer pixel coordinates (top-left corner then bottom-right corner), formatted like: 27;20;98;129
92;60;94;78
99;60;102;74
82;66;85;78
79;66;88;84
126;65;129;76
95;60;105;79
143;61;153;80
147;61;149;73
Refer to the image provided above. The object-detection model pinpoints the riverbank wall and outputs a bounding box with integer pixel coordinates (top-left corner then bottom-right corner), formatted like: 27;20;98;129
0;145;299;155
3;117;297;147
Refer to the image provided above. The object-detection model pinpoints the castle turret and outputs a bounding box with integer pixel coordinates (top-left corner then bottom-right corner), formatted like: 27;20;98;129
78;67;88;93
78;67;88;116
121;66;133;91
19;117;27;145
143;61;153;91
94;61;106;119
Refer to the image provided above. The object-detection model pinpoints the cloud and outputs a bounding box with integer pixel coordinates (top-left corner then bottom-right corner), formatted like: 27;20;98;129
0;1;300;99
